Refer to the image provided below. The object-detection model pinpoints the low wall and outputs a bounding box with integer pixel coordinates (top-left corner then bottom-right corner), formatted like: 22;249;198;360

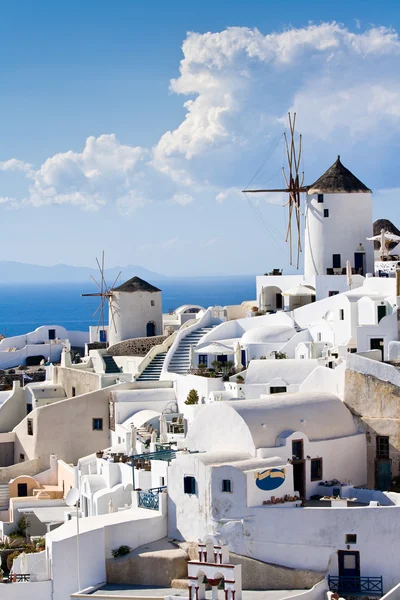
0;458;41;484
108;335;167;357
0;581;51;600
229;552;324;591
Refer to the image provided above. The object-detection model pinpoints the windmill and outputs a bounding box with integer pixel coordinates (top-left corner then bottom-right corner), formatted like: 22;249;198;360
82;252;121;339
243;112;307;269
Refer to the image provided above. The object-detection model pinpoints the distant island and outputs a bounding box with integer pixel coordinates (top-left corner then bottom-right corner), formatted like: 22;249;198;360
0;261;166;284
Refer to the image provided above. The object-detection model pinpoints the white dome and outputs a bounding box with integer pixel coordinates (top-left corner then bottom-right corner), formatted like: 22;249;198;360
241;324;294;345
186;392;358;455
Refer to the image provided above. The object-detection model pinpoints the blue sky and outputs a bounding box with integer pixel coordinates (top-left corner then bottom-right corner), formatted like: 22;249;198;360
1;0;400;276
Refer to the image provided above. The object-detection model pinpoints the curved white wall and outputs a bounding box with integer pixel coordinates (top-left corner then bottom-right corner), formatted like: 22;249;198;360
109;290;163;346
304;192;374;277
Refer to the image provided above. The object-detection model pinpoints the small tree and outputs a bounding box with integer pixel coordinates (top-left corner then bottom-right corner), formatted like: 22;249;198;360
185;389;199;405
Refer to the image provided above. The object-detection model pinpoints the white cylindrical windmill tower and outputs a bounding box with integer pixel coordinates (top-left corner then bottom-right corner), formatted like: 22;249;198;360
108;276;162;346
304;156;374;278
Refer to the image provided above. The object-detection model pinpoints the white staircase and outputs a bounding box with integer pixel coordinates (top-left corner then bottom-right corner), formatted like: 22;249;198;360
168;327;213;375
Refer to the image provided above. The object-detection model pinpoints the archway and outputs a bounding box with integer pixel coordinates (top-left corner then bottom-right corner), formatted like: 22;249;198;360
146;321;156;337
261;286;283;312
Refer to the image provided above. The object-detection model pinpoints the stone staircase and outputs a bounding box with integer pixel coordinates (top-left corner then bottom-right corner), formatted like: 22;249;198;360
168;327;213;375
103;355;121;374
137;352;167;382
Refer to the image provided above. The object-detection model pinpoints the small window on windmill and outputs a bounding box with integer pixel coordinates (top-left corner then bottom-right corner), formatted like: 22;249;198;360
317;194;324;203
151;300;155;307
324;209;329;218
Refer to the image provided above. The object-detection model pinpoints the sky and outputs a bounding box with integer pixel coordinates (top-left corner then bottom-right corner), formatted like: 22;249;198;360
1;0;400;276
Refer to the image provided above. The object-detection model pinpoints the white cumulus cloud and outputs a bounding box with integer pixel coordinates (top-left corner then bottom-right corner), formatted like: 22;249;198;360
2;22;400;213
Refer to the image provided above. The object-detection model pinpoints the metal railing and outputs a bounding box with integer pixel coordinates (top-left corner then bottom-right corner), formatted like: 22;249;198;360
138;490;160;511
328;576;383;596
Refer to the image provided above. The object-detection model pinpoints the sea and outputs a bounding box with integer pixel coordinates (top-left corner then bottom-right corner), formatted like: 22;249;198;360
0;276;256;337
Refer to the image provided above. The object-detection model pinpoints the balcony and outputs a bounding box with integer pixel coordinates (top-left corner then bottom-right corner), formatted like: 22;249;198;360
328;575;383;596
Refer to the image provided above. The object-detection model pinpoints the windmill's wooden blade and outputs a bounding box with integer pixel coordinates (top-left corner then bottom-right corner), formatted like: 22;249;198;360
109;271;122;292
92;296;106;318
90;274;102;291
109;300;117;333
242;188;299;193
82;293;103;297
96;256;107;293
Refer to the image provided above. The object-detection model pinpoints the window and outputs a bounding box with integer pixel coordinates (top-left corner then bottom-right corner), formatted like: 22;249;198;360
222;479;232;493
26;404;32;414
19;453;25;462
311;458;323;481
160;476;165;487
71;387;76;397
198;354;208;367
48;328;56;340
292;440;304;461
345;534;357;545
324;209;329;218
270;386;287;394
329;291;339;297
376;435;389;459
151;300;155;307
317;332;322;342
317;194;324;203
332;254;341;269
184;475;196;494
92;418;103;431
339;309;345;320
27;418;33;436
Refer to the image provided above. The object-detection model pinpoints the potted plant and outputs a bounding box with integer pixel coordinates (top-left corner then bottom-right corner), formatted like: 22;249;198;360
251;306;258;312
236;375;244;384
96;450;104;459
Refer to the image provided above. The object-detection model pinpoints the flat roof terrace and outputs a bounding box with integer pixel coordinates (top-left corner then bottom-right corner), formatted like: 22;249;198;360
74;585;308;600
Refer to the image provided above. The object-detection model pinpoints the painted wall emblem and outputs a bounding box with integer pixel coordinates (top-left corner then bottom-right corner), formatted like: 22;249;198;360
255;468;285;491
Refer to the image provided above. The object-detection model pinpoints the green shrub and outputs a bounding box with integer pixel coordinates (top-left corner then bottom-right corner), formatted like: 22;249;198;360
111;545;132;558
185;389;199;405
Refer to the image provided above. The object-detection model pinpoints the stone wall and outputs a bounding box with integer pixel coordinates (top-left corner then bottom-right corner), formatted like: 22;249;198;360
344;367;400;489
107;335;166;357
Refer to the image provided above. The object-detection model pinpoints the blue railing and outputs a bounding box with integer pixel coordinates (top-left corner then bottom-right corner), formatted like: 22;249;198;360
328;576;383;596
137;487;166;511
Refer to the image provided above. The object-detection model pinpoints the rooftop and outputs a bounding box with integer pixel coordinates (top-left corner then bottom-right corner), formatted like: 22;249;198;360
112;276;161;294
308;156;371;194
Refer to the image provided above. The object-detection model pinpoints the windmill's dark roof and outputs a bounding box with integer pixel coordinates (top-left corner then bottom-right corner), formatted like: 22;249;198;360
373;219;400;251
308;156;371;194
112;276;161;293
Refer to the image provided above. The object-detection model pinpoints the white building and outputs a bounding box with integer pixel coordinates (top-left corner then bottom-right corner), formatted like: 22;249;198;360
108;276;163;346
304;156;374;278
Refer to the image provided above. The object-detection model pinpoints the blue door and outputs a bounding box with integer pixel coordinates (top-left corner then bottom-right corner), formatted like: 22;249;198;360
241;349;246;367
146;322;156;337
338;551;360;592
99;330;107;343
376;459;392;491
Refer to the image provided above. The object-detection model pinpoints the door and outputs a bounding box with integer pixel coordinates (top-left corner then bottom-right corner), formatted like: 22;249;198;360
17;483;28;497
276;293;283;310
217;355;228;364
241;350;246;367
376;459;392;491
354;252;364;275
293;462;305;499
99;329;107;343
377;305;387;323
146;322;156;337
338;551;360;592
370;338;384;360
48;328;56;340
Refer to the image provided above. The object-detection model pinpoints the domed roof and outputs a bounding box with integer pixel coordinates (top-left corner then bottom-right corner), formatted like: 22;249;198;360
112;276;161;293
241;324;294;344
186;392;358;455
308;156;371;194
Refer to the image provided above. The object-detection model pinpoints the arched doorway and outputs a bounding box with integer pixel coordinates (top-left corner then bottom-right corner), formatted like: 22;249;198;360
146;321;156;337
261;286;283;312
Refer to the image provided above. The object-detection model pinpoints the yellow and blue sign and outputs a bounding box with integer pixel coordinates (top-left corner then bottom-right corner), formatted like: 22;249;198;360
255;468;285;491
